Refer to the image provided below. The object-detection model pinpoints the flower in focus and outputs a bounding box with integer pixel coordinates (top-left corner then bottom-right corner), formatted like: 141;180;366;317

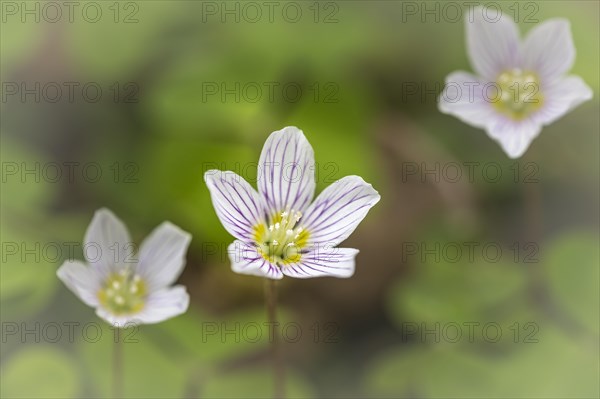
57;208;191;326
438;7;593;158
205;126;380;279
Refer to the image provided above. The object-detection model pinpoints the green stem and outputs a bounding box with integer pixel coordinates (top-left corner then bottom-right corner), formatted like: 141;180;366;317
264;278;285;399
522;156;543;298
113;327;123;398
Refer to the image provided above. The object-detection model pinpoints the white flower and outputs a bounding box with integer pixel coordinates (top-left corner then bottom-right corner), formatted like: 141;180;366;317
439;7;593;158
57;208;191;326
204;126;380;280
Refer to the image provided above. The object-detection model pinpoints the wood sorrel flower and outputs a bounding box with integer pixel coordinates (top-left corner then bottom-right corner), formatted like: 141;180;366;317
57;208;191;326
205;126;380;279
439;7;593;158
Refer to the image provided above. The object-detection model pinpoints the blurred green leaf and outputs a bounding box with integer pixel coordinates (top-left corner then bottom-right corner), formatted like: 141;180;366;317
483;327;599;398
1;346;81;398
0;15;42;72
202;367;314;399
79;323;187;398
387;251;528;326
67;4;187;78
0;227;58;321
365;325;599;398
158;306;295;366
545;231;600;335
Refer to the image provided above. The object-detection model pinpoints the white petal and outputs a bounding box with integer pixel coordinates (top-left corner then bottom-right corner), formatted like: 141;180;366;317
56;260;100;307
134;286;190;324
523;19;575;81
205;170;267;241
439;71;497;128
83;208;132;278
136;222;192;291
486;117;542;159
95;308;139;328
466;6;521;80
532;75;593;126
258;126;316;215
282;247;358;279
301;176;380;247
228;240;283;280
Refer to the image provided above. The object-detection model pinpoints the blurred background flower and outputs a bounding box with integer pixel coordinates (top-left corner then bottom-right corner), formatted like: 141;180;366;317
57;208;191;326
439;6;593;158
1;1;598;398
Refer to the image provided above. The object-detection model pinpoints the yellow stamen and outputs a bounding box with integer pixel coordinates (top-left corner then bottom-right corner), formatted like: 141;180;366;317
492;69;544;120
97;271;146;315
253;209;310;265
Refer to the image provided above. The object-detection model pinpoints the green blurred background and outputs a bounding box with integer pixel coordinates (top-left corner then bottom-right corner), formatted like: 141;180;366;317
1;1;598;397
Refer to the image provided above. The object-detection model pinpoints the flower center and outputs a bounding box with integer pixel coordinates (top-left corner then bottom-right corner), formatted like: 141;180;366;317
492;69;544;120
98;270;147;315
254;210;309;265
